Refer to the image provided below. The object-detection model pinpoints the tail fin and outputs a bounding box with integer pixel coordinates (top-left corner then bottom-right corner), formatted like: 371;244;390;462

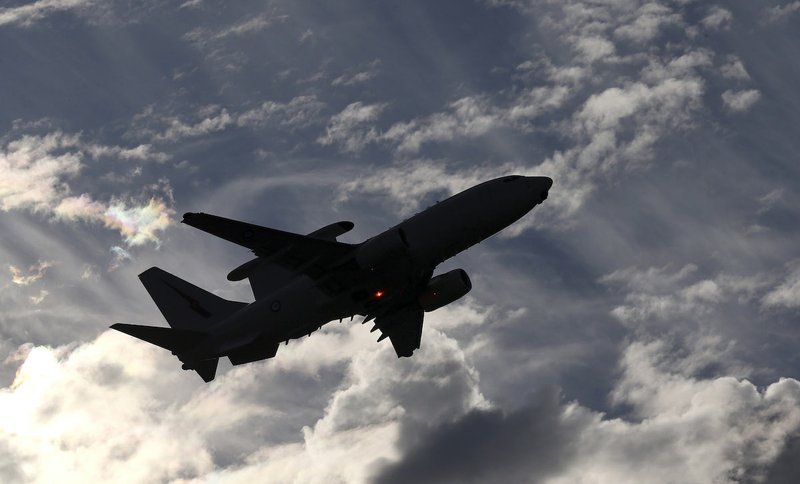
115;267;247;383
110;323;219;383
139;267;247;330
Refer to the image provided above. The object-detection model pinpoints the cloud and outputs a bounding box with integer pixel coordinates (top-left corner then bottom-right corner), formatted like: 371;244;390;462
0;318;489;483
339;71;704;229
323;86;569;155
8;260;53;286
329;0;726;232
376;386;575;484
29;290;49;305
0;132;174;246
376;337;800;484
722;89;762;112
701;6;733;31
762;262;800;310
381;96;502;155
0;333;215;483
0;0;164;27
183;13;286;46
0;132;82;212
155;106;235;142
0;0;94;27
143;96;325;143
337;160;525;216
103;199;173;246
720;55;751;81
236;95;325;130
317;102;387;153
613;2;682;43
55;195;174;247
332;60;381;87
763;1;800;24
82;143;170;163
600;264;773;328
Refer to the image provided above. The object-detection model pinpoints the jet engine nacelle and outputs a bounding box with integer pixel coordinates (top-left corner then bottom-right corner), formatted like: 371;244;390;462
418;268;472;312
356;228;410;269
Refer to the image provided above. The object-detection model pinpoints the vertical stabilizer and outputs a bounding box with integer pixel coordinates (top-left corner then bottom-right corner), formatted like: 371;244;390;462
139;267;247;330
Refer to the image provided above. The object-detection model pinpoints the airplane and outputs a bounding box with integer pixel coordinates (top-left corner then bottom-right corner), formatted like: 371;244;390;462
111;175;553;382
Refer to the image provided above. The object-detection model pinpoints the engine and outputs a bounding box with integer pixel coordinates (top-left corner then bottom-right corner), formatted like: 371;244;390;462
355;228;410;269
418;269;472;312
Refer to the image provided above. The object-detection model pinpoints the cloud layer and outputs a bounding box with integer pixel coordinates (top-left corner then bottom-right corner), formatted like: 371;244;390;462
1;0;799;483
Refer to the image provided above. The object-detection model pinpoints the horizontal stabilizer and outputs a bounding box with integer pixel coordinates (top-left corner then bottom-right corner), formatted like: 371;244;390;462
111;323;219;382
111;323;205;352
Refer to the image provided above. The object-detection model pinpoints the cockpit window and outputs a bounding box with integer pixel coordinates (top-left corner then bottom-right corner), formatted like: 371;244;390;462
503;175;522;182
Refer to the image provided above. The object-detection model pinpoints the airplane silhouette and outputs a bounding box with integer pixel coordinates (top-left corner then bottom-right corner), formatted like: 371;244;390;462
112;175;553;382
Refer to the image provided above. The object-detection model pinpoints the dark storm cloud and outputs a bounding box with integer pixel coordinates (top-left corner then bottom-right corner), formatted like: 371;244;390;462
375;387;575;484
765;433;800;484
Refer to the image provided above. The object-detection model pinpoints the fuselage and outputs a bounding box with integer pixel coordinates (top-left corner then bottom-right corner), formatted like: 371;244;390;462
183;175;552;362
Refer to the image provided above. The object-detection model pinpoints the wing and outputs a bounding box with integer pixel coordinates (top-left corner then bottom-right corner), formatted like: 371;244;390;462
372;308;424;357
182;212;356;279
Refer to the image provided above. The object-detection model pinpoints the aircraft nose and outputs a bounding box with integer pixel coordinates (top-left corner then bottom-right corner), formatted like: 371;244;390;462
526;176;553;202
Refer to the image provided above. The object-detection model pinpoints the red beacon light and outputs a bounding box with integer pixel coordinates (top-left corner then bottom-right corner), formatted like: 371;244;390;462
374;290;385;298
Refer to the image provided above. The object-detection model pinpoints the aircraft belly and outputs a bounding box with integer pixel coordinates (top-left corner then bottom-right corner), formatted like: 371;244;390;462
237;281;340;346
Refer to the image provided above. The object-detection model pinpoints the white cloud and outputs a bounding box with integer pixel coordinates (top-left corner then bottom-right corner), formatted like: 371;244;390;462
562;349;799;484
701;6;733;31
0;132;174;246
0;321;488;483
147;96;325;143
571;339;800;484
0;0;94;27
29;289;49;305
378;333;800;484
382;96;502;154
572;36;616;62
601;264;773;327
722;89;761;112
55;195;173;247
3;277;798;484
613;2;682;43
317;102;387;153
337;160;526;216
0;333;215;483
720;55;750;81
763;1;800;24
332;60;381;87
183;14;282;45
9;260;53;286
330;0;718;230
337;70;703;230
0;132;82;212
236;95;325;130
155;106;235;142
82;143;169;163
379;86;569;155
320;81;570;154
762;262;800;310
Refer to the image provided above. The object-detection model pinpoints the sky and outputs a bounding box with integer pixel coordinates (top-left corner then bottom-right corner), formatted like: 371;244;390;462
1;0;800;482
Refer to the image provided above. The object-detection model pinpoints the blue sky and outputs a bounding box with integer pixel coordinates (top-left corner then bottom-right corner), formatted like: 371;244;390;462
1;1;800;482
